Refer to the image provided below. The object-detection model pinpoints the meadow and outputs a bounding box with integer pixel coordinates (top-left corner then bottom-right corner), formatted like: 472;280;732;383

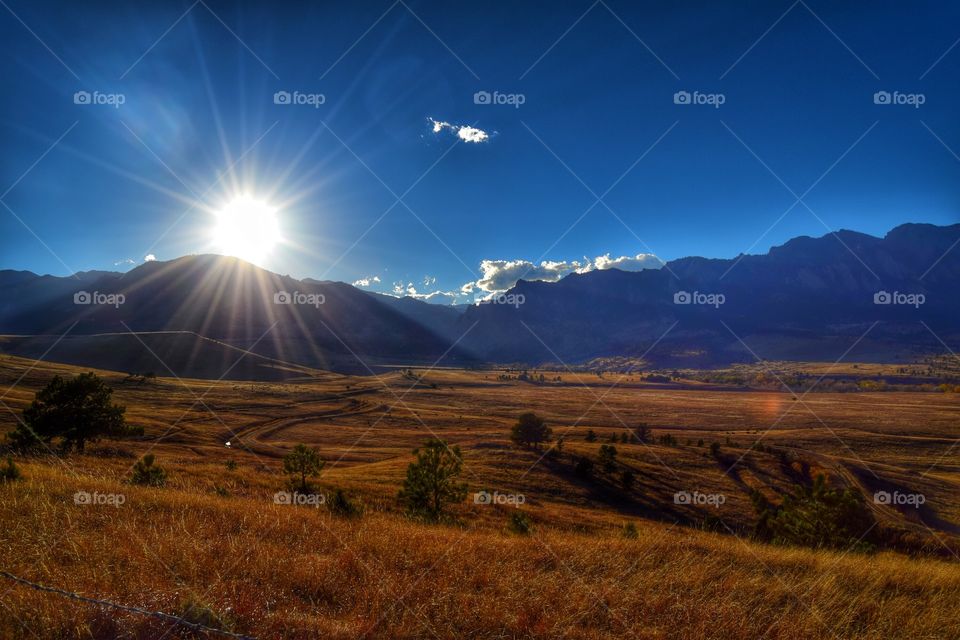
1;353;959;639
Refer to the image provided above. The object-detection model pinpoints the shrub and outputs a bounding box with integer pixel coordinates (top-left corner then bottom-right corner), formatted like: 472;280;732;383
328;488;364;517
130;454;166;487
510;412;552;449
574;456;594;478
0;456;20;482
508;511;532;535
620;469;635;490
622;522;639;539
752;475;876;551
398;438;467;521
10;372;139;453
225;459;238;471
283;444;324;492
598;444;618;473
179;598;233;632
585;430;597;443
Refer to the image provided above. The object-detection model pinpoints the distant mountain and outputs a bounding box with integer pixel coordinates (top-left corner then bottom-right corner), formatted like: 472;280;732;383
1;223;959;377
454;223;960;367
0;255;474;375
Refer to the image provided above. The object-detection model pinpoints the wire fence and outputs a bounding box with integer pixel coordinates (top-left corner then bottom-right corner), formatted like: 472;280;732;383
0;571;257;640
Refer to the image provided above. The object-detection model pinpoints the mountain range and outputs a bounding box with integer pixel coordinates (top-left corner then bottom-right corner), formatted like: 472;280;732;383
1;222;958;378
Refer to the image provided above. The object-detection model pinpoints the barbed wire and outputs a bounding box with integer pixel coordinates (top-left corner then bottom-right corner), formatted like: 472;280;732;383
0;571;256;640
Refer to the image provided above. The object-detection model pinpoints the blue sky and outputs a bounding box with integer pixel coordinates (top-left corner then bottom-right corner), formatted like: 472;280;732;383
2;0;960;303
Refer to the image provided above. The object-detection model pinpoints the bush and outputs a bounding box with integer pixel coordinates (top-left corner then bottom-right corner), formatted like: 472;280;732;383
752;475;876;551
620;469;635;490
585;430;597;443
508;511;532;535
598;444;618;473
328;488;363;517
398;438;467;521
574;456;594;478
9;373;139;453
510;412;552;449
283;444;324;492
0;456;20;482
130;454;166;487
622;522;639;539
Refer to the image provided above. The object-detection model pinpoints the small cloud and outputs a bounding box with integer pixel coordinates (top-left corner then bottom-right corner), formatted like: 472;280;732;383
352;275;381;288
114;258;135;266
423;275;436;286
428;117;491;144
144;254;157;262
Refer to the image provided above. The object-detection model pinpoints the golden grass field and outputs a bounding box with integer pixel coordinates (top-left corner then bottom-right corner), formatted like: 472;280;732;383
1;353;959;639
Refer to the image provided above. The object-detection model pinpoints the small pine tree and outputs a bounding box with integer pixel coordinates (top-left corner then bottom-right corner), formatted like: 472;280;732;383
599;444;618;473
10;372;138;453
130;454;166;487
398;439;467;521
620;469;635;491
510;413;552;449
283;444;325;492
585;429;597;443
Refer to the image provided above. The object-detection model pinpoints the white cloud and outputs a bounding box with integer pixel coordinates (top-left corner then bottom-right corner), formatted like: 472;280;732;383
352;275;381;288
467;253;664;294
144;254;157;262
428;117;491;144
114;258;135;266
423;275;436;286
389;280;460;305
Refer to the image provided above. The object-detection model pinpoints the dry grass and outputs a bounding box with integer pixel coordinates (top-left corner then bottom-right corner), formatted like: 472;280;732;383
1;354;960;638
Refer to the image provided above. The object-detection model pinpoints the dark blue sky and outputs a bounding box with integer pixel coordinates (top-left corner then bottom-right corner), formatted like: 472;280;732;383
2;0;960;301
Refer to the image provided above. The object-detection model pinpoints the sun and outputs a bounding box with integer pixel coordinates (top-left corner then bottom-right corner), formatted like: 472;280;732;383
212;195;280;265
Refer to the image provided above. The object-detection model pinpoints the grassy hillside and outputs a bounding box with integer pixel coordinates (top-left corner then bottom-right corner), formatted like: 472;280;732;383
1;354;959;638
